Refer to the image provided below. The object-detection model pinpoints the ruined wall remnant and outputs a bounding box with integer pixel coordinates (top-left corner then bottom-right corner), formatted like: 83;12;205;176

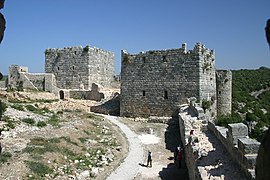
120;43;217;117
216;70;232;116
8;65;46;91
45;45;114;90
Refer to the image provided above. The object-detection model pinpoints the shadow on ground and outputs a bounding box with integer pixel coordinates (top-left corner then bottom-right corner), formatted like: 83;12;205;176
158;116;189;180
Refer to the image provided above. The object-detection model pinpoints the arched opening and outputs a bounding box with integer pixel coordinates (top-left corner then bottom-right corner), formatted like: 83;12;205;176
59;90;64;100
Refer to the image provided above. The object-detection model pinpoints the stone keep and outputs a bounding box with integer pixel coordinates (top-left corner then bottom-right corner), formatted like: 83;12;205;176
120;43;221;117
45;45;114;90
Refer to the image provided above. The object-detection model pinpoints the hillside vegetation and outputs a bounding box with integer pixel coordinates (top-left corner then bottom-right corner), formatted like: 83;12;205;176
216;67;270;141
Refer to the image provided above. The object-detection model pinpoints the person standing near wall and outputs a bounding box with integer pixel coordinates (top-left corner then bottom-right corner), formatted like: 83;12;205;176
147;151;152;167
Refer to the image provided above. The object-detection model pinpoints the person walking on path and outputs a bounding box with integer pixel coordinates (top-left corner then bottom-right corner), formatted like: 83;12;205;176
147;151;152;167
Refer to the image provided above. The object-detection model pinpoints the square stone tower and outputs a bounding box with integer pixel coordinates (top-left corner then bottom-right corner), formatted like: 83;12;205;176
120;43;217;117
45;45;114;90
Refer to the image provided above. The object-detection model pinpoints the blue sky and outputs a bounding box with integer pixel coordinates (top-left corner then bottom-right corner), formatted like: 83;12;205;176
0;0;269;75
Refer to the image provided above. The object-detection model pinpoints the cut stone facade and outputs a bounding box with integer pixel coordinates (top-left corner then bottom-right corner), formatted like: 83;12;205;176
120;42;229;117
45;45;114;90
216;70;232;116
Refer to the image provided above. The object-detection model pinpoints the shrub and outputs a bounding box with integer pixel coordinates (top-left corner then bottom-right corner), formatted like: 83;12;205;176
215;113;242;127
11;104;25;111
25;161;53;177
202;100;211;112
48;114;60;126
37;121;47;128
0;152;12;163
2;116;16;129
0;101;7;120
22;118;35;125
25;105;38;112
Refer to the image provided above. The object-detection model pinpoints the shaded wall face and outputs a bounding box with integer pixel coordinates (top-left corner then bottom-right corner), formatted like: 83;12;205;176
120;49;200;117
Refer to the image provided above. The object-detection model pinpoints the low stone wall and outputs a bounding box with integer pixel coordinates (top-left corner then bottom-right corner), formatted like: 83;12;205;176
208;122;260;179
179;104;206;180
0;79;7;88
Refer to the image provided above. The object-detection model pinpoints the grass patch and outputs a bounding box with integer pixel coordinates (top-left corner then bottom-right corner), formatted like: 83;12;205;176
11;104;25;111
0;152;12;164
60;136;78;146
25;104;51;115
48;114;60;126
22;118;35;125
25;160;53;177
23;137;61;155
2;116;16;129
36;121;47;128
78;137;88;143
86;113;103;120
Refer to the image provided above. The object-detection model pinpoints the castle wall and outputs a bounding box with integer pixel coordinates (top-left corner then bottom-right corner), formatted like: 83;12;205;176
197;44;217;117
45;45;114;90
120;43;216;117
216;70;232;116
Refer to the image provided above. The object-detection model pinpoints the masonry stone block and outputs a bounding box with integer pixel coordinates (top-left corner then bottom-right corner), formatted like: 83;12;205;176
228;123;248;137
238;138;260;154
243;154;257;169
120;43;219;117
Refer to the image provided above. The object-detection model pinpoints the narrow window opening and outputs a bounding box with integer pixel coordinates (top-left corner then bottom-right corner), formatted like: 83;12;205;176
164;90;168;99
57;67;60;71
143;90;146;96
219;91;221;95
74;51;77;55
142;57;146;63
72;66;75;70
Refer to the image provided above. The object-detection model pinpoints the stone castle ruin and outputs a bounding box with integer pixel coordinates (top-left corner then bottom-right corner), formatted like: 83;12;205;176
120;42;232;118
45;45;114;90
5;45;115;100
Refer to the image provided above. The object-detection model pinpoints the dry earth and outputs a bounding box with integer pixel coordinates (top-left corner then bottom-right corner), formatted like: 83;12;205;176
0;90;188;179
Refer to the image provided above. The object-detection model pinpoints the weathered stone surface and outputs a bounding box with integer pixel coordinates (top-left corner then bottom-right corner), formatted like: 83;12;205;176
45;45;114;90
90;93;119;116
238;137;260;154
244;154;257;169
120;43;222;117
256;127;270;180
228;123;248;136
85;83;104;101
216;70;232;116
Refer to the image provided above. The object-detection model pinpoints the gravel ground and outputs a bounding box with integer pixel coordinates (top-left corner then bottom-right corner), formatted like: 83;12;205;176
104;115;144;180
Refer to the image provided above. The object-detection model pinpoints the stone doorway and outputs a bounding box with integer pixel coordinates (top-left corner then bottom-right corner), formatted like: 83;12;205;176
59;90;64;100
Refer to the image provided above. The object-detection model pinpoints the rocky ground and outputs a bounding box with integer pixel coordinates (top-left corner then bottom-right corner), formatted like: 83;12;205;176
0;90;188;179
0;90;128;179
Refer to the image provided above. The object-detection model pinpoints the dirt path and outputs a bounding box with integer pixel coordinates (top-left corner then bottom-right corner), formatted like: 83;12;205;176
104;115;189;180
104;115;144;180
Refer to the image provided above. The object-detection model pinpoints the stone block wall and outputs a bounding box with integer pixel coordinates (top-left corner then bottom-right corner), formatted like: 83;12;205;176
208;121;260;179
45;45;114;90
216;70;232;116
8;65;45;91
120;43;216;117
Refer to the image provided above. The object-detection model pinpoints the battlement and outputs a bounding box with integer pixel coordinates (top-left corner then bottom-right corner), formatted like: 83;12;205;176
122;43;214;63
45;45;113;55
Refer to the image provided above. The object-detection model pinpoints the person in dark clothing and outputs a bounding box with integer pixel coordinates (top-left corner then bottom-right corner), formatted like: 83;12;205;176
147;151;152;167
178;147;183;168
